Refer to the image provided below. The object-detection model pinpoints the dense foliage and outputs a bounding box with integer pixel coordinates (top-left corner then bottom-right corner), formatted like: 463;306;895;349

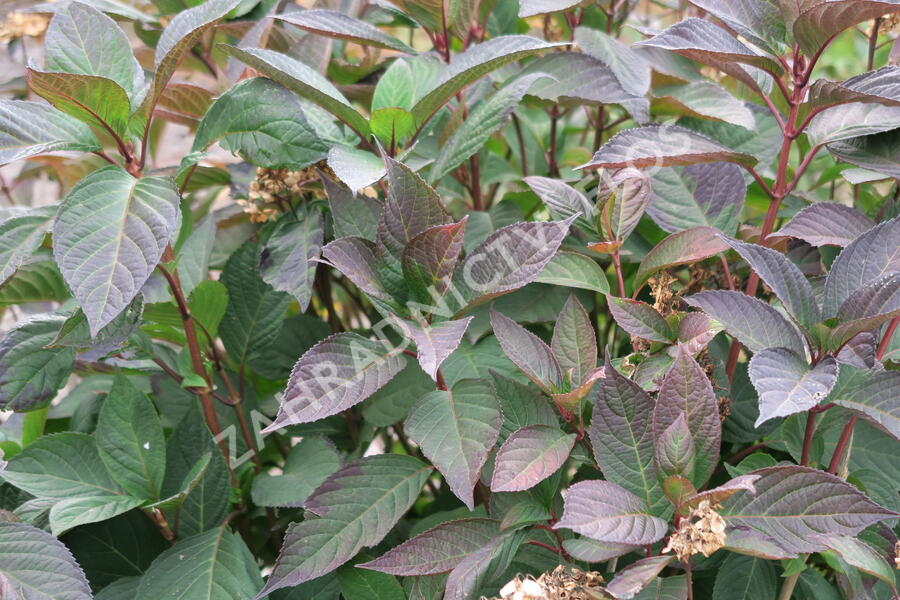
1;0;900;598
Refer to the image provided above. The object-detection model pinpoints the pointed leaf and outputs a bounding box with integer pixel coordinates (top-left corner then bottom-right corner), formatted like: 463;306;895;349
323;175;381;241
395;317;472;381
774;202;875;247
634;226;730;290
793;0;900;56
576;26;650;97
518;0;582;17
523;176;594;230
0;313;75;412
135;527;263;600
681;474;760;514
2;432;123;498
600;167;652;241
402;219;466;307
821;535;897;591
654;413;696;481
251;436;341;508
193;77;328;169
807;102;900;145
749;348;838;426
222;46;371;139
267;332;405;429
712;553;779;600
588;359;665;515
655;345;721;487
609;298;673;343
582;125;757;170
556;480;669;545
677;312;723;355
684;290;807;355
490;425;575;492
551;295;597;386
276;10;415;53
826;366;900;441
410;36;560;127
654;81;756;130
322;236;391;300
809;66;900;110
827;127;900;177
721;465;898;555
606;555;675;600
647;163;746;234
687;0;787;54
455;217;575;311
49;495;144;537
490;309;563;391
829;271;900;348
53;166;180;335
0;99;100;165
27;69;131;136
722;236;821;331
405;379;502;509
536;250;609;293
823;216;900;317
261;454;431;594
0;521;92;600
360;518;501;576
259;207;324;310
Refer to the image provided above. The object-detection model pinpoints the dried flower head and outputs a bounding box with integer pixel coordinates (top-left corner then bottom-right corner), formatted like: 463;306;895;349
894;540;900;570
0;12;49;40
662;500;727;562
490;566;608;600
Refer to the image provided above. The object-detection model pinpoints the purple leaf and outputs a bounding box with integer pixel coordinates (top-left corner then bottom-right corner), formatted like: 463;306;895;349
721;465;898;556
562;538;641;562
581;124;757;171
647;162;746;235
655;345;721;487
605;555;675;600
827;366;900;441
523;176;594;228
680;474;760;514
599;167;652;241
405;379;502;509
266;332;405;430
261;455;432;595
275;10;415;53
0;521;92;600
608;297;673;343
823;216;900;317
809;66;900;110
0;100;101;165
791;0;900;56
773;202;875;247
322;174;381;241
676;312;722;355
654;412;696;482
360;518;501;575
686;0;787;54
829;271;900;349
321;236;390;301
490;425;575;492
442;535;510;600
635;18;781;92
588;358;665;514
819;535;898;592
721;236;821;331
683;290;807;355
0;205;55;286
748;347;838;426
634;226;730;290
402;219;467;307
555;480;669;545
836;331;877;369
394;316;472;381
456;216;576;310
490;309;563;391
377;157;452;264
551;294;597;386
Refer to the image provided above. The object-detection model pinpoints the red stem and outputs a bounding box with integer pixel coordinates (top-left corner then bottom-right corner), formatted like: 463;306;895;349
828;416;857;474
800;411;816;466
876;316;899;361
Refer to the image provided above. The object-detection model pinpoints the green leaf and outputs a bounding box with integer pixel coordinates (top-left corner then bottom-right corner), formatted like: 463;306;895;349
575;26;650;97
0;99;100;165
0;522;92;600
429;73;546;182
193;78;329;169
0;256;69;305
96;373;166;501
410;36;561;129
337;561;406;600
323;175;381;241
647;163;746;235
401;220;467;308
261;455;432;594
251;436;342;508
2;432;124;498
43;2;142;97
712;553;779;600
188;280;228;339
53;166;181;336
0;206;55;286
0;313;75;412
634;226;730;290
406;379;502;509
327;145;387;190
608;297;673;343
551;295;597;386
535;250;608;293
132;0;243;132
653;81;756;129
135;527;264;600
277;10;416;53
220;241;292;373
361;356;434;427
49;494;144;536
827;367;900;441
260;207;324;310
221;46;371;139
27;69;132;136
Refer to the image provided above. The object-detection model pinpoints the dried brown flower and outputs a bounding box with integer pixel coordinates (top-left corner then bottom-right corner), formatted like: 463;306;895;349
0;12;49;40
662;500;727;562
489;566;609;600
